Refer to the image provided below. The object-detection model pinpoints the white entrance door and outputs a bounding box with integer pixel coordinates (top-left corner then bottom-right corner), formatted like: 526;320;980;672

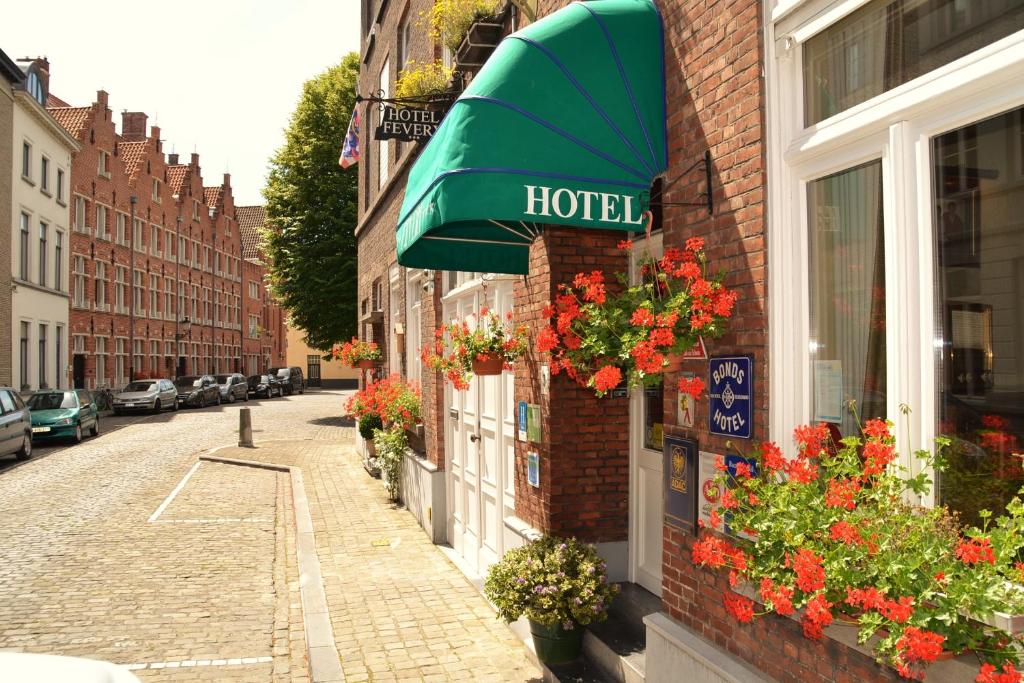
445;277;515;575
629;233;664;596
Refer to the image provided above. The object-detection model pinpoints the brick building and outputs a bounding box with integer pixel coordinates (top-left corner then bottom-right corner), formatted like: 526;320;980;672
0;50;21;388
47;82;254;388
356;1;1024;681
237;205;288;374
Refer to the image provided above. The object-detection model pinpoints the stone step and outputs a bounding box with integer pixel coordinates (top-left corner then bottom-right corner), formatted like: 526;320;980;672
580;583;663;683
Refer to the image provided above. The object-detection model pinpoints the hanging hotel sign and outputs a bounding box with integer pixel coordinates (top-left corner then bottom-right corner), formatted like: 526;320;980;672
374;105;443;142
664;435;698;531
708;355;753;439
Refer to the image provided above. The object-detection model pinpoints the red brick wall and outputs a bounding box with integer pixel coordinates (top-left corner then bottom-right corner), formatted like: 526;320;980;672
513;228;630;543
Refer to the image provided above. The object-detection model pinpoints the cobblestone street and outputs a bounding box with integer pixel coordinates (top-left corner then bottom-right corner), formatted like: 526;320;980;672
0;390;540;682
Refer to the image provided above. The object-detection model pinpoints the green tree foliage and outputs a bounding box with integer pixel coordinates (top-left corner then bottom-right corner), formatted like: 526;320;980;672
262;53;360;351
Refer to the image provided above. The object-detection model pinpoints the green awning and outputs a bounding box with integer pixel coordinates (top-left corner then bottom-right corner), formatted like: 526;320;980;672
396;0;667;274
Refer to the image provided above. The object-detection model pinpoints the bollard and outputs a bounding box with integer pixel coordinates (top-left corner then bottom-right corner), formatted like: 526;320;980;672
238;407;254;447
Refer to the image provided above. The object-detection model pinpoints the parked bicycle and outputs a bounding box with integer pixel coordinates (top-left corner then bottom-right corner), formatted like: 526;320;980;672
92;387;114;412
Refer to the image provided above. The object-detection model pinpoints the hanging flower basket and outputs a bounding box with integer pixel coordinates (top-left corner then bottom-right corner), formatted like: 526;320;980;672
471;354;505;375
332;337;382;368
423;308;527;389
538;236;737;397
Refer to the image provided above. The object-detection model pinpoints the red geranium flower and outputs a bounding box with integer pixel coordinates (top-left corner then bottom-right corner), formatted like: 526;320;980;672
956;536;996;565
759;442;785;472
592;365;623;393
631;307;655;327
801;593;833;640
793;548;825;593
617;239;633;251
896;626;945;663
825;478;861;510
976;662;1023;683
723;593;754;623
678;376;705;400
685;236;705;252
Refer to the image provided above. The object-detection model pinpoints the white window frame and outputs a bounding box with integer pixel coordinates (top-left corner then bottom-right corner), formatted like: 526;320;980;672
765;0;1024;506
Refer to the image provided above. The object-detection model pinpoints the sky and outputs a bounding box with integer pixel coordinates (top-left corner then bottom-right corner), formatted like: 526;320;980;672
1;0;361;206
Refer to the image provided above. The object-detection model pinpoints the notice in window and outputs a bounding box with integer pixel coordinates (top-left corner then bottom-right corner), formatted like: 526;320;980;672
813;360;843;424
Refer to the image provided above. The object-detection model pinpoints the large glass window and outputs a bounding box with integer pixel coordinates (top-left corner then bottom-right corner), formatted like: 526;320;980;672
803;0;1024;126
934;105;1024;526
808;160;887;436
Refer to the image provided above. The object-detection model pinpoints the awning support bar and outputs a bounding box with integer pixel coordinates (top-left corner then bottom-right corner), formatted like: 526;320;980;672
647;149;714;216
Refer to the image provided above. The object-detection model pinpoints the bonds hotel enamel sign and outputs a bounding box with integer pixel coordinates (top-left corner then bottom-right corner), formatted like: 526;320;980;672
708;356;753;439
374;105;442;142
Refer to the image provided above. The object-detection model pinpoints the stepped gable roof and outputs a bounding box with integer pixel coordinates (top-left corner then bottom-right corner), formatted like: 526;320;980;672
47;106;91;139
203;186;223;208
119;139;148;181
167;165;190;195
235;205;265;259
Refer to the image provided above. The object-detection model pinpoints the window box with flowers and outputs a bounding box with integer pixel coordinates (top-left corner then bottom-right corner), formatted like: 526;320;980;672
333;337;382;369
692;415;1024;682
345;375;422;479
423;308;528;389
395;60;456;107
538;237;736;397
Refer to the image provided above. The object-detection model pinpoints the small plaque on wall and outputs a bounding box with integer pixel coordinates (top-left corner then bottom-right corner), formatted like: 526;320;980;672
527;404;542;443
664;435;698;532
527;451;540;488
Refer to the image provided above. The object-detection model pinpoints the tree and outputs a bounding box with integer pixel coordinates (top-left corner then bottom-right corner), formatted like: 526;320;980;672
262;53;360;351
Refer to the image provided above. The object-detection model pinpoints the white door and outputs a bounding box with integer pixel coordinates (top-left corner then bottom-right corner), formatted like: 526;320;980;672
629;234;664;596
445;277;515;575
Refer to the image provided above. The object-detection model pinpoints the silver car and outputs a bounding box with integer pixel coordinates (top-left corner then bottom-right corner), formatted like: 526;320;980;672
113;379;179;414
215;373;249;404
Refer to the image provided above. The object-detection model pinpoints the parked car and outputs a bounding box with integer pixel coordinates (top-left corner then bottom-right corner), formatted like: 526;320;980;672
113;379;178;414
0;652;141;682
174;375;221;408
27;390;100;444
269;366;305;395
0;387;32;461
215;373;249;403
248;374;282;398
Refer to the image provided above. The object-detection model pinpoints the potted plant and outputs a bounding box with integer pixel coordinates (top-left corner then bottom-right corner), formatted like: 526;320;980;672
333;337;382;369
423;308;528;388
483;535;619;664
395;60;456;103
692;412;1024;681
539;237;736;397
373;426;407;502
422;0;500;54
358;413;382;458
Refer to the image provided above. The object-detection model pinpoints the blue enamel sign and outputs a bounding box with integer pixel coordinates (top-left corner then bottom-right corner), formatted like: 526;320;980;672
517;401;528;441
708;356;753;439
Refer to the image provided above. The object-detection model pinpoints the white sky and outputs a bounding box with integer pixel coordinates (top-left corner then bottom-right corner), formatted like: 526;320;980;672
1;0;361;206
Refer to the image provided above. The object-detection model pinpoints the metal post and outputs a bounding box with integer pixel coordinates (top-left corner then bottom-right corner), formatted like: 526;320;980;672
238;407;254;447
128;195;137;383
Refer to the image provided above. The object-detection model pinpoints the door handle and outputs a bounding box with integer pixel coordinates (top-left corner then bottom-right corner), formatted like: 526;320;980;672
470;433;480;443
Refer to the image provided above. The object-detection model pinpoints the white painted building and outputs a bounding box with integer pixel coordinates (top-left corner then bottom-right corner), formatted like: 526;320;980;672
10;59;79;391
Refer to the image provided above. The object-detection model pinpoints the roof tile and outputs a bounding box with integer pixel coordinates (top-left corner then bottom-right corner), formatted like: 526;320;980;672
46;106;92;139
235;205;266;259
119;140;147;182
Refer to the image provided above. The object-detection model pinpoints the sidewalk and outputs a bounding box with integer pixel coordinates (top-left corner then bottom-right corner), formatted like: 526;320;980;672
214;435;542;683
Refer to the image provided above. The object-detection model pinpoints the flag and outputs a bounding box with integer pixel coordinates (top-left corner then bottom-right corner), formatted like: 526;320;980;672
339;106;360;169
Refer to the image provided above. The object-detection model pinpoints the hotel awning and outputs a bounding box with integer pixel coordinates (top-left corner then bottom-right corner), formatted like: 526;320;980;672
395;0;667;275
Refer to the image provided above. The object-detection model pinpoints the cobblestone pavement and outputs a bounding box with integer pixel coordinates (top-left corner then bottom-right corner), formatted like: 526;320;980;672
0;390;541;682
0;392;347;681
209;438;542;683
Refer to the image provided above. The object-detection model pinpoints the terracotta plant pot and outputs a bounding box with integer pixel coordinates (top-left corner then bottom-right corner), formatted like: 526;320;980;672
471;355;505;375
356;358;378;370
528;620;584;665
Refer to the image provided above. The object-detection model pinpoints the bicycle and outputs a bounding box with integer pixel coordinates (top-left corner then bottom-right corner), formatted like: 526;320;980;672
93;387;114;412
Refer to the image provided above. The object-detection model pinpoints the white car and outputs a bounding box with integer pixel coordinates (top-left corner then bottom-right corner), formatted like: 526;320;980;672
0;652;141;682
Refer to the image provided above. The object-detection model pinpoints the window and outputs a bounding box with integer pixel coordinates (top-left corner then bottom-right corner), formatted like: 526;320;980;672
150;274;159;314
19;213;30;280
94;261;106;308
249;281;259;299
151;224;160;255
54;232;63;291
133;270;144;312
55;326;63;388
115;338;126;386
38;325;47;388
75;197;87;232
378;58;390;189
96;205;108;240
192;199;200;220
19;322;29;390
38;222;47;286
115;266;127;313
73;256;87;308
933;106;1024;526
22;142;31;179
41;156;50;192
803;0;1024;126
178;281;186;320
808;161;886;436
133;219;145;250
56;169;65;203
152;178;161;202
249;314;260;339
165;277;174;317
116;212;127;244
98;150;110;177
95;337;107;386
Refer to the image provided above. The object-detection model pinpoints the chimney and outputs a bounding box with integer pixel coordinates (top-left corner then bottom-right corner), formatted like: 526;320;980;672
168;153;179;165
96;90;108;109
151;125;161;152
223;172;231;187
190;152;200;168
121;111;148;141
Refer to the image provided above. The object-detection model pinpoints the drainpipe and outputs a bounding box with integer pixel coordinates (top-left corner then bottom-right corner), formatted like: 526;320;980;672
129;195;137;383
